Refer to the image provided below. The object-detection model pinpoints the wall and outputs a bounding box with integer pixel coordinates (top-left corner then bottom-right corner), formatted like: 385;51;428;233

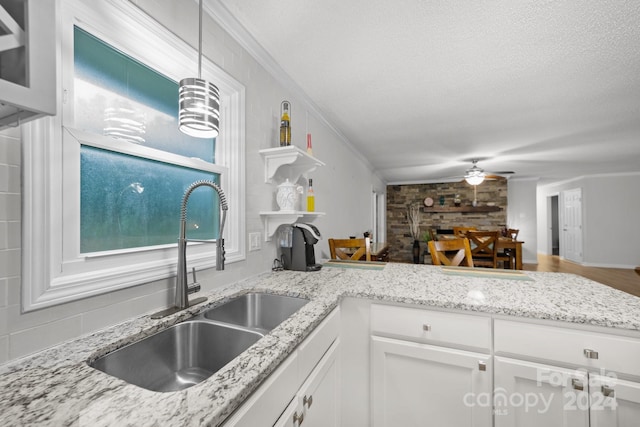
0;0;383;364
506;178;538;264
386;180;508;262
537;173;640;268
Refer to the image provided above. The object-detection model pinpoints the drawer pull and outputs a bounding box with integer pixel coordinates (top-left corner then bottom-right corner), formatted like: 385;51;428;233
293;411;304;425
571;378;584;391
422;324;431;332
303;394;313;408
478;361;486;371
602;385;615;398
583;349;599;359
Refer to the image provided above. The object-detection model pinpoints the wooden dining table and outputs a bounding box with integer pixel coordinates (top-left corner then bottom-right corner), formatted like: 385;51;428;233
496;237;524;270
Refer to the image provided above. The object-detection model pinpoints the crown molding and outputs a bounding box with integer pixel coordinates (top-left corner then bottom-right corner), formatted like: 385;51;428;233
204;0;380;180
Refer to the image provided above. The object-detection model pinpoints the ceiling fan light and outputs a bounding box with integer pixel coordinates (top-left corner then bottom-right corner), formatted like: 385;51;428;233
465;173;485;186
465;176;485;186
179;78;220;138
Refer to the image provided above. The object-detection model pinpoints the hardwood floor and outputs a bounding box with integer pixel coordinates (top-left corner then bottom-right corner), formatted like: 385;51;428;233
523;254;640;298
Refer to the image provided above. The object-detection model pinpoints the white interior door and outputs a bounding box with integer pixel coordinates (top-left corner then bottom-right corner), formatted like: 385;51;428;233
561;188;583;263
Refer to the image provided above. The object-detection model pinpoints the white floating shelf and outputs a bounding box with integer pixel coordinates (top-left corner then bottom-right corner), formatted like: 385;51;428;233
259;211;326;241
259;146;325;184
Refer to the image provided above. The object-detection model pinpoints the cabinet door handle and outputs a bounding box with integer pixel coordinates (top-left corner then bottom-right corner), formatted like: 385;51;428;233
478;361;487;371
303;394;313;408
293;411;304;425
583;349;599;359
602;385;615;398
571;378;584;391
422;324;431;331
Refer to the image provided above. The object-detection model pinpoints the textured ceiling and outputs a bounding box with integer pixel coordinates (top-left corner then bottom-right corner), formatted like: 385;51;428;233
217;0;640;184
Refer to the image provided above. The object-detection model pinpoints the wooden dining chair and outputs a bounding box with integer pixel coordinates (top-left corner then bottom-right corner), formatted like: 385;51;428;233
453;226;477;237
465;230;499;268
329;237;371;261
428;238;474;267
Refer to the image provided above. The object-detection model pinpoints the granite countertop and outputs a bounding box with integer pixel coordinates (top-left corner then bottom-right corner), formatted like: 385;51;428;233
2;263;640;426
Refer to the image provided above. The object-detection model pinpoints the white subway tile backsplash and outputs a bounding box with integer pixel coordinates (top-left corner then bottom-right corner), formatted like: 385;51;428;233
0;165;19;192
0;133;21;166
0;306;7;335
0;248;20;278
0;194;20;221
6;165;20;193
9;315;83;360
6;221;19;249
0;164;8;192
6;277;20;306
7;290;115;334
0;278;7;307
0;335;7;365
81;288;170;335
0;222;6;250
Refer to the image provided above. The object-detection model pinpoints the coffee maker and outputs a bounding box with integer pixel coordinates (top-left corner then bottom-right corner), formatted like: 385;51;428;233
278;223;322;272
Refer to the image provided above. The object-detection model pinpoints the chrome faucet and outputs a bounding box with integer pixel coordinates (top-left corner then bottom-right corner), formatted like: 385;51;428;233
151;180;228;319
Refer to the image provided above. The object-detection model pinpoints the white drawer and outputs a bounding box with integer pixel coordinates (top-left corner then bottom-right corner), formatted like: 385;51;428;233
494;319;640;377
297;306;340;384
370;303;491;352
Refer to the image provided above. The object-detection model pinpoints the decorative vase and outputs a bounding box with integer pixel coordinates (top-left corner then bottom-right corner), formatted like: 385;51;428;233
412;240;420;264
276;179;303;211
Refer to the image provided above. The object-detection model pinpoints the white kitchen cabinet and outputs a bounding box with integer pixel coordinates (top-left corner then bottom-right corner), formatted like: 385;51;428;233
273;397;301;427
590;375;640;427
274;338;340;427
369;303;492;427
495;319;640;427
371;335;492;427
0;0;56;128
223;308;340;427
494;357;640;427
494;357;589;427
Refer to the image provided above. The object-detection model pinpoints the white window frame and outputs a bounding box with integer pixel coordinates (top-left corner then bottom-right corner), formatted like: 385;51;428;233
21;0;246;312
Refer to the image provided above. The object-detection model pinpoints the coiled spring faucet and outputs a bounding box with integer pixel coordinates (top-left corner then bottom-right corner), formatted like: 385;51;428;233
152;180;228;319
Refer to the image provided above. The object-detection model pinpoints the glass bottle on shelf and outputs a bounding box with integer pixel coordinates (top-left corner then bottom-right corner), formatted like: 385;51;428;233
279;101;291;146
306;179;315;212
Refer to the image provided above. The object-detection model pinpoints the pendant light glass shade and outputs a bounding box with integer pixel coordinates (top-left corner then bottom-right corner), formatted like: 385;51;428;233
464;160;485;185
179;77;220;138
178;0;220;139
464;174;485;186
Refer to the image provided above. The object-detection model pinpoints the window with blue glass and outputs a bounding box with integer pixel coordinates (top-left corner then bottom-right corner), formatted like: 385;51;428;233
74;26;220;253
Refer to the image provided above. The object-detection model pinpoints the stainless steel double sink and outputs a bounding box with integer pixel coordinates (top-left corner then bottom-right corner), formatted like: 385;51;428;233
90;292;310;392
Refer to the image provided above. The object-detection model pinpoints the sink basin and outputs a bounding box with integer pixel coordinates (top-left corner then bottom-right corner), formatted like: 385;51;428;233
202;292;310;333
90;320;263;392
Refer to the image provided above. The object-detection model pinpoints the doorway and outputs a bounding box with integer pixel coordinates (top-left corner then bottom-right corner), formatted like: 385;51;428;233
550;195;559;255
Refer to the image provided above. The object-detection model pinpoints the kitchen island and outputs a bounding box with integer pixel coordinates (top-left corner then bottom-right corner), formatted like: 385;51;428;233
1;263;639;426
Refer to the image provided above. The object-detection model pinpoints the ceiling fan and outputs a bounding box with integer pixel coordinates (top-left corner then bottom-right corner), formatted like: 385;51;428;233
463;159;514;185
460;159;515;206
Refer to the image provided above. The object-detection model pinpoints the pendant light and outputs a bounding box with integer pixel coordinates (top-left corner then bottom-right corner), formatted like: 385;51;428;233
178;0;220;138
